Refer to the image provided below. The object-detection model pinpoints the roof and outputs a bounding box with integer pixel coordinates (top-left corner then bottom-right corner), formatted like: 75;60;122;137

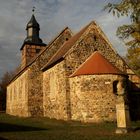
70;51;125;77
26;14;40;30
9;27;72;84
41;21;94;71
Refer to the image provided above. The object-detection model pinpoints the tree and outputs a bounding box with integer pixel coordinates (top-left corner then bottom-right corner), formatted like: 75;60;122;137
0;72;13;110
104;0;140;75
127;47;140;75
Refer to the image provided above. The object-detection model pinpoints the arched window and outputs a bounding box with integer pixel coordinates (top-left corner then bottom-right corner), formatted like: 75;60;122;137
113;80;118;94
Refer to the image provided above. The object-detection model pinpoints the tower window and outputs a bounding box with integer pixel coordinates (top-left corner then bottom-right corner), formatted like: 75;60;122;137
36;49;40;53
93;36;97;41
28;28;33;36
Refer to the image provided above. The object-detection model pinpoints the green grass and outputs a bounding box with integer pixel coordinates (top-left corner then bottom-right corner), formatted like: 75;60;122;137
0;113;140;140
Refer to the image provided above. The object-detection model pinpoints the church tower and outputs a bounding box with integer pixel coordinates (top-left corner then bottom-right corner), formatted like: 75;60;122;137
20;12;46;68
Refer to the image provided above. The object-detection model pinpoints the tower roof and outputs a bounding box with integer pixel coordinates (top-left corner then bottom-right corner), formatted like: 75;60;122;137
70;51;125;77
20;14;46;50
26;14;40;30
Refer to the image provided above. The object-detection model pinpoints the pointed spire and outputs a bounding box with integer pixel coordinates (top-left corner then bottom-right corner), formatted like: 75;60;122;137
23;8;45;46
20;8;46;50
26;7;39;30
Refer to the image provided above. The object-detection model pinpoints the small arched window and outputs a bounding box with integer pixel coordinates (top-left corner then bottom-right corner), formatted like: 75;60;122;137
93;35;97;41
113;80;118;94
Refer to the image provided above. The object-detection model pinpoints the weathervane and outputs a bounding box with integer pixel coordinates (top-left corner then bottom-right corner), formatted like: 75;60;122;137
32;6;36;14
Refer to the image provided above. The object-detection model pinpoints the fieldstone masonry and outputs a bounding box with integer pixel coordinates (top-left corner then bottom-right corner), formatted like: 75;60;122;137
43;61;68;120
7;28;72;117
65;22;126;77
6;20;140;124
7;70;29;117
70;75;118;122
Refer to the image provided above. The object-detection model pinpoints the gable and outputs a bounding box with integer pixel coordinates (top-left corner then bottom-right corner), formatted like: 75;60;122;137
41;22;91;71
9;27;73;84
64;21;128;76
41;21;128;74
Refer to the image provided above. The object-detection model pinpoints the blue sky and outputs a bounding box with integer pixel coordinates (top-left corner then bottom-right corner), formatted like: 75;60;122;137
0;0;130;78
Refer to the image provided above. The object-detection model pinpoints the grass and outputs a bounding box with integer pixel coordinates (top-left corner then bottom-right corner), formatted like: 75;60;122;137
0;113;140;140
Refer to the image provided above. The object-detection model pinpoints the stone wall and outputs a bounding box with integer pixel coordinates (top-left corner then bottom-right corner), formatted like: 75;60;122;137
65;23;126;77
27;28;72;116
6;70;29;117
62;23;128;122
7;22;140;120
70;75;118;122
65;22;140;91
7;28;72;117
43;61;68;120
21;44;46;69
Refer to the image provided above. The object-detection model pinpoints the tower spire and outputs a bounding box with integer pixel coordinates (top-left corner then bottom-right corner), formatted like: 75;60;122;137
20;9;46;68
22;8;45;46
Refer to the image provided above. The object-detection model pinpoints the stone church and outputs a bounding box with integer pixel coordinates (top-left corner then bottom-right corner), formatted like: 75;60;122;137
6;14;140;122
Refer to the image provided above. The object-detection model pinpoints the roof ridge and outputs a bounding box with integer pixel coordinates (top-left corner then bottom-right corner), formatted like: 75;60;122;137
41;22;92;70
46;26;72;48
26;26;72;64
93;21;119;55
63;20;96;57
9;27;72;84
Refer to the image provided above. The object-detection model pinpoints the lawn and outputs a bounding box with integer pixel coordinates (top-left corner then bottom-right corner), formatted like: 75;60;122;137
0;113;140;140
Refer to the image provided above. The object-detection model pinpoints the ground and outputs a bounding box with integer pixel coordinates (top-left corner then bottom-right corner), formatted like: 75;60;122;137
0;113;140;140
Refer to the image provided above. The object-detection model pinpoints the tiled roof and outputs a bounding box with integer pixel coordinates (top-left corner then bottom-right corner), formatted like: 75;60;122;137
41;21;94;70
70;51;125;77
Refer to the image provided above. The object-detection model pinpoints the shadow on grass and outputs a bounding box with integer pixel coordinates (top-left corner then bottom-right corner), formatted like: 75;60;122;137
0;122;47;132
133;127;140;132
0;137;8;140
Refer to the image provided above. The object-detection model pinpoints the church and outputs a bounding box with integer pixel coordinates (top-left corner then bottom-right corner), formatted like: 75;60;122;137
6;13;140;122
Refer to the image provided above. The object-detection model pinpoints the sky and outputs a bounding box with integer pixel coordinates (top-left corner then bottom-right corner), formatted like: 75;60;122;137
0;0;130;78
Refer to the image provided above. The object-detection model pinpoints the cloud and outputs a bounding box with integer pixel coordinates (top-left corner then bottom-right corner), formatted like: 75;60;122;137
0;0;129;78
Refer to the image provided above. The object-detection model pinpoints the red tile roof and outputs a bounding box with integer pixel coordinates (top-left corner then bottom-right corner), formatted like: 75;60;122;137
70;51;125;77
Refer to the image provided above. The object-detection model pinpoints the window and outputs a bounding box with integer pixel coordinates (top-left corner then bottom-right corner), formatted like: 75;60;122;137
113;80;118;94
36;49;40;53
49;72;57;101
28;28;33;36
93;35;97;41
